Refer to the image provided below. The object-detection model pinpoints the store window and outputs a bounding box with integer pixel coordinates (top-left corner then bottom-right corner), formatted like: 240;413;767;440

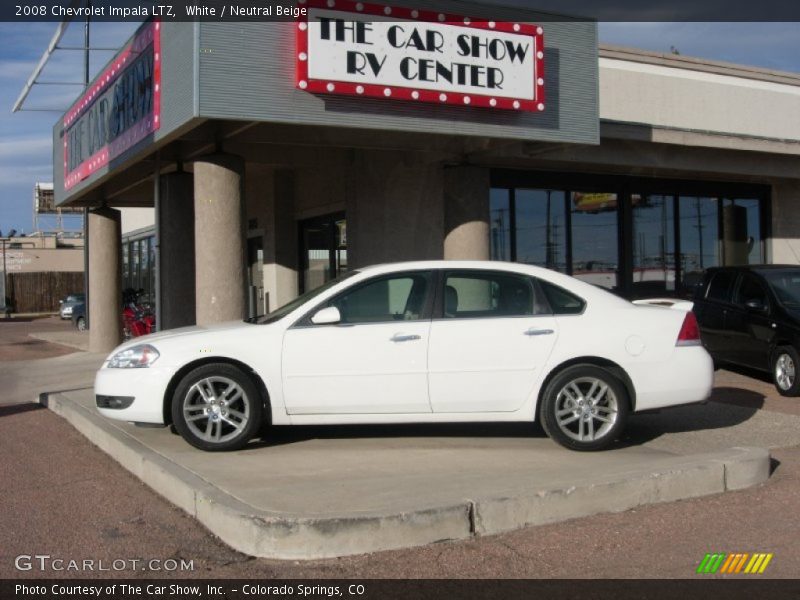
516;189;568;272
299;213;347;294
490;174;767;300
679;196;720;294
121;233;156;307
570;192;619;290
631;194;676;297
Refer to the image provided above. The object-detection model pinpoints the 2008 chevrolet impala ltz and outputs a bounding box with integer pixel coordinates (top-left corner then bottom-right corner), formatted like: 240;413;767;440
95;261;713;452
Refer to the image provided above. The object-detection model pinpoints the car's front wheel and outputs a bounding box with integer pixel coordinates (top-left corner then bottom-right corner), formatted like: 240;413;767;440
75;316;87;331
171;363;263;451
773;346;800;397
540;365;629;451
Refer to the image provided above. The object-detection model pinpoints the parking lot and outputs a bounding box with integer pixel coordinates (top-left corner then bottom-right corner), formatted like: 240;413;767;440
2;316;800;578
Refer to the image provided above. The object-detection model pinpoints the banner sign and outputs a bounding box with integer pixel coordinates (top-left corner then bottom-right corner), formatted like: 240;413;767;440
296;0;545;111
63;20;161;190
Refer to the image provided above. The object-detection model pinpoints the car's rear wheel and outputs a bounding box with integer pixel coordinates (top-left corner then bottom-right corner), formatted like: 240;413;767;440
540;365;629;451
172;363;263;451
773;346;800;397
75;317;87;331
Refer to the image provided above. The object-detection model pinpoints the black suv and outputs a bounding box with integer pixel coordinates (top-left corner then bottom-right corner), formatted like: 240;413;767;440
693;265;800;396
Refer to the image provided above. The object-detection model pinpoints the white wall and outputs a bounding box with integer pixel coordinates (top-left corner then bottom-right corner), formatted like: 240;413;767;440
120;207;155;235
599;57;800;143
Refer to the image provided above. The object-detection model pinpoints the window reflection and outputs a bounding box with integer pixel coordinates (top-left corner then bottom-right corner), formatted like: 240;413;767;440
680;196;719;295
571;192;618;290
488;183;764;299
490;188;511;261
516;189;567;272
631;194;675;298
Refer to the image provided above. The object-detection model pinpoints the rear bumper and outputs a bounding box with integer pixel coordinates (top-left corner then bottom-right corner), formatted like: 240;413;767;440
630;345;714;412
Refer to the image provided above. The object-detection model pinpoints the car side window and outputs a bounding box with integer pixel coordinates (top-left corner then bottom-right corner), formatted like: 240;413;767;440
538;280;586;315
327;272;431;324
705;271;737;303
735;275;769;309
442;271;545;319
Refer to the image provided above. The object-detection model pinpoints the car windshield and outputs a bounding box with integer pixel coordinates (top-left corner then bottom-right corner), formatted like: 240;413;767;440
247;271;359;325
762;270;800;309
66;294;84;302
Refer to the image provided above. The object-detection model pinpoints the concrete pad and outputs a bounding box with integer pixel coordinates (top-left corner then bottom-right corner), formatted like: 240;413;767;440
40;388;771;560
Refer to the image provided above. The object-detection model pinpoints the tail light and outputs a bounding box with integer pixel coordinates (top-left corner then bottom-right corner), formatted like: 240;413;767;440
676;311;701;346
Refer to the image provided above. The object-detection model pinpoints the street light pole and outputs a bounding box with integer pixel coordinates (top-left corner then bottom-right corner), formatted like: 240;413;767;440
1;237;8;317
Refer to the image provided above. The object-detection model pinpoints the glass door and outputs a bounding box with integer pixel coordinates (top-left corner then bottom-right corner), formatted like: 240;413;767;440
299;212;347;293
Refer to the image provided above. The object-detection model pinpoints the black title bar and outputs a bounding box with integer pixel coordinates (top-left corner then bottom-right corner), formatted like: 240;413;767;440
3;0;800;22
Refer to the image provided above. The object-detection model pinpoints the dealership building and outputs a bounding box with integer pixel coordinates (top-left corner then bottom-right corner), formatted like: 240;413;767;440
51;1;800;352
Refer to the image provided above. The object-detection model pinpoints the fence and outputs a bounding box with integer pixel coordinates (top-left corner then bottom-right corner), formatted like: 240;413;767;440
6;271;85;313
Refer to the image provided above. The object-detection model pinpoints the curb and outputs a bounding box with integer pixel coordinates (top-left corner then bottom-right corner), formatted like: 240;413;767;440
39;391;772;560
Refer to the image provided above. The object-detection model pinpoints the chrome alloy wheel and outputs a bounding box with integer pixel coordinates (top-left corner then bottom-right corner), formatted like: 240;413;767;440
775;353;796;392
554;376;619;442
182;376;250;444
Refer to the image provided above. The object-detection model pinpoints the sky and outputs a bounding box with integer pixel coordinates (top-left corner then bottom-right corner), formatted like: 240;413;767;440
1;21;799;235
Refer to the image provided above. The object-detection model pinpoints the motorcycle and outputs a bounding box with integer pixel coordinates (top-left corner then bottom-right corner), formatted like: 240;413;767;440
122;288;156;340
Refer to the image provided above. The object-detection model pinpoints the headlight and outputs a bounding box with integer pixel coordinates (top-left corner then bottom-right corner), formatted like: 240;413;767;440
107;344;160;368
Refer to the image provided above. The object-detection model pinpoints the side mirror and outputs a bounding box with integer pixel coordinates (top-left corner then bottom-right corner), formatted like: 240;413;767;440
745;299;767;313
311;306;341;325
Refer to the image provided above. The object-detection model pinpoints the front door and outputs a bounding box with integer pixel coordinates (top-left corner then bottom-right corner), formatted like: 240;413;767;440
282;271;433;414
428;270;558;413
726;273;774;371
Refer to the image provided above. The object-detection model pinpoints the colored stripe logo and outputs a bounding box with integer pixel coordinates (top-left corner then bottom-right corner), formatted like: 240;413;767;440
697;553;773;574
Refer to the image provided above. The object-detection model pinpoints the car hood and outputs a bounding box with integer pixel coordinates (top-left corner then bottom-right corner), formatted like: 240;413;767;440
115;320;268;349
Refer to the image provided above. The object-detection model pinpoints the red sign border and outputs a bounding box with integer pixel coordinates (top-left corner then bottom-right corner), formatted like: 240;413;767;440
63;20;162;191
296;0;545;112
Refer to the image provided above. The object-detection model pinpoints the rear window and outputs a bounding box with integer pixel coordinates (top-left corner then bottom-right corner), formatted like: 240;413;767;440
705;272;736;303
539;280;586;315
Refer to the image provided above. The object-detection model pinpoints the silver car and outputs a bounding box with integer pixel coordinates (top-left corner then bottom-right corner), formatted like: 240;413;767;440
59;293;85;319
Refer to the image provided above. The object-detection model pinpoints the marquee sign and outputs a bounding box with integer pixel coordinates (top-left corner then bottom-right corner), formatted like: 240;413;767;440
296;0;545;111
63;20;161;190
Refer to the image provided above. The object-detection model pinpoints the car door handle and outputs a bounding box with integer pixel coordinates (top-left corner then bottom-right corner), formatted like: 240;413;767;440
524;328;554;336
391;333;421;342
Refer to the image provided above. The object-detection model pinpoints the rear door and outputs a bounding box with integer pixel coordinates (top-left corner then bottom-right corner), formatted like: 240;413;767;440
694;270;738;362
427;269;558;413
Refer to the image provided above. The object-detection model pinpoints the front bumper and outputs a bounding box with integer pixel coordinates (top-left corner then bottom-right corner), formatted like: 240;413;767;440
94;364;176;424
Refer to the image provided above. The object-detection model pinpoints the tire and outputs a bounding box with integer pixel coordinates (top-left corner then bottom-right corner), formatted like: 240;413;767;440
540;365;629;451
75;317;87;331
773;346;800;397
171;363;264;451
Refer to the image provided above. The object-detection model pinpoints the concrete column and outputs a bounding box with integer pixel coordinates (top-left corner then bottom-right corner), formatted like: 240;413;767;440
88;207;122;353
194;155;246;324
159;172;196;329
347;150;445;268
443;166;491;260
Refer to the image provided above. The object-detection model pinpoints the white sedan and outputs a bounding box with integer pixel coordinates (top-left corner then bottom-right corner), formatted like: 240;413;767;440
95;261;713;452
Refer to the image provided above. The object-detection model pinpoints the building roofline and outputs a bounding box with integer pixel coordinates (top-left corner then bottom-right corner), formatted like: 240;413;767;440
599;43;800;87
